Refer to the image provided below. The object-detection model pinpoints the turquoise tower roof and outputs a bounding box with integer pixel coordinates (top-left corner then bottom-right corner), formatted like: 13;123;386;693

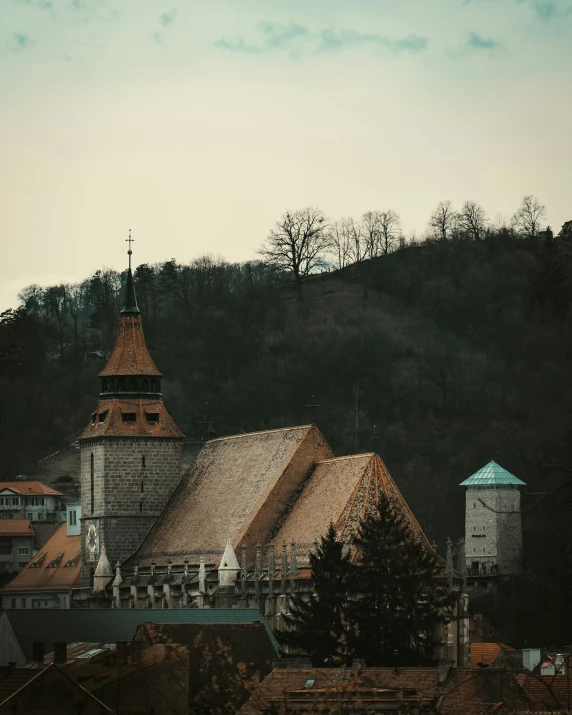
459;460;526;487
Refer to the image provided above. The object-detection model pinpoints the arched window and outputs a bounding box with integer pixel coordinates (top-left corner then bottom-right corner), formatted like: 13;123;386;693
90;453;94;515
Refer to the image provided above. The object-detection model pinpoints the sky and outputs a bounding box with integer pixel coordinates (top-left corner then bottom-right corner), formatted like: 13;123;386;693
1;0;571;310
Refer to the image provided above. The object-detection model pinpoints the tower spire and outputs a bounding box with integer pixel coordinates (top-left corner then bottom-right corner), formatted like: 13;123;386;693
121;229;140;315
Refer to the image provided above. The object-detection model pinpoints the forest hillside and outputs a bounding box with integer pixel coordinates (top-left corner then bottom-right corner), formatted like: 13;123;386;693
2;232;572;608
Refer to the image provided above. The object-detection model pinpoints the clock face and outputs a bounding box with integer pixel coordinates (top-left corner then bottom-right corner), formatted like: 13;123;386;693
85;520;99;562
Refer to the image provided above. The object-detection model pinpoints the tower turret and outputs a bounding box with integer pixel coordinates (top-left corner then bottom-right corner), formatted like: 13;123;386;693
460;460;525;589
78;238;184;587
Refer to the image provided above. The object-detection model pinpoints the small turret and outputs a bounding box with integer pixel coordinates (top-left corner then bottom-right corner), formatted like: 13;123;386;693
218;539;240;587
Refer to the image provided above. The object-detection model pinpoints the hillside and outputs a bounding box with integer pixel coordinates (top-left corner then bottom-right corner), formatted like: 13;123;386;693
1;235;572;594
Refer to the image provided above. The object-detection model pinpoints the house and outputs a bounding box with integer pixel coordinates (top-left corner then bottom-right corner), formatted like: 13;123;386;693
239;667;532;715
0;520;35;578
0;481;66;523
0;505;81;610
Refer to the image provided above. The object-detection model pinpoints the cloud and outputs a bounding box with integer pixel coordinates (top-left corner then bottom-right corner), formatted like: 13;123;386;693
531;0;572;19
8;33;35;52
215;22;428;58
467;32;500;49
152;8;177;44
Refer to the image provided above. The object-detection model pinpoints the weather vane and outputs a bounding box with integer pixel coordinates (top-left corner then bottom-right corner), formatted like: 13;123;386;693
125;229;134;269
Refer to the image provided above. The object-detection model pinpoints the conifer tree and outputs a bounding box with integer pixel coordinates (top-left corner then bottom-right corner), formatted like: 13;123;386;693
277;523;352;666
349;494;456;666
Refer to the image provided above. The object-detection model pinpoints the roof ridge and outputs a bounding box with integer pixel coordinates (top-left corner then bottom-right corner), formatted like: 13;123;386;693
207;425;313;443
316;453;374;464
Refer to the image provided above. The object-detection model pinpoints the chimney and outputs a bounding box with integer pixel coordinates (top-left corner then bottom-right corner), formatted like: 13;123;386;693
32;642;45;666
54;642;67;665
116;641;129;666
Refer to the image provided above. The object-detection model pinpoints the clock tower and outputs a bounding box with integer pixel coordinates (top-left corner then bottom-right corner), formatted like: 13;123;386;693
78;242;184;586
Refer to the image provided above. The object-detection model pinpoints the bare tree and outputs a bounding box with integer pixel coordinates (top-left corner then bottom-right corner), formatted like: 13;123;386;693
458;201;488;241
345;216;364;264
329;218;354;269
428;200;456;242
378;210;401;255
361;212;382;259
259;207;330;294
512;195;547;237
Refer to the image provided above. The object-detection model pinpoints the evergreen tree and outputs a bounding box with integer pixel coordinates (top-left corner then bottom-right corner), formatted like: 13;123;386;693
349;494;456;666
277;524;352;666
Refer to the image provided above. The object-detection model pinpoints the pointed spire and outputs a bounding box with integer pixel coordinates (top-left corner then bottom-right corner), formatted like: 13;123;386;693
93;546;113;592
121;229;140;315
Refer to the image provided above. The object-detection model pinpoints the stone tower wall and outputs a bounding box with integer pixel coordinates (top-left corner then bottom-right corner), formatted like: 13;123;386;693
496;488;523;574
465;486;522;575
79;437;183;585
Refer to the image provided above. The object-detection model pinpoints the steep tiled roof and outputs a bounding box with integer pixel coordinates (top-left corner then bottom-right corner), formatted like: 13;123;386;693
99;314;162;377
0;524;80;593
80;398;184;440
126;425;333;567
240;668;530;715
5;608;273;660
0;520;34;537
0;481;63;497
274;453;433;560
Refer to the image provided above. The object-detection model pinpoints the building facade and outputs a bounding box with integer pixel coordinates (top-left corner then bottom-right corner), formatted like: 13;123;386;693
0;481;66;522
0;520;35;576
461;461;525;589
78;256;184;586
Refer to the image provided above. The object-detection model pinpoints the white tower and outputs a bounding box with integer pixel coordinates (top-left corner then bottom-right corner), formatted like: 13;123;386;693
460;461;525;589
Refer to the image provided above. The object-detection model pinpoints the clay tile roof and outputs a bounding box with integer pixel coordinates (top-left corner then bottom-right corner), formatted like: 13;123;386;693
125;425;333;568
521;674;571;709
0;481;63;497
470;643;516;668
0;519;34;537
99;314;162;378
79;399;184;440
0;524;80;593
239;668;530;715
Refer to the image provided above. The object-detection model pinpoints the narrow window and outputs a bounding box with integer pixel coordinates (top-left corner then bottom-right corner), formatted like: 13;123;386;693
139;501;143;513
98;411;108;423
141;482;144;493
89;568;94;588
142;455;146;468
21;598;26;608
90;453;95;515
145;413;160;424
122;413;137;423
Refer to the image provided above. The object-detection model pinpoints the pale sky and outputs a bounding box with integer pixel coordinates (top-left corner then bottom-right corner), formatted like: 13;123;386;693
1;0;571;311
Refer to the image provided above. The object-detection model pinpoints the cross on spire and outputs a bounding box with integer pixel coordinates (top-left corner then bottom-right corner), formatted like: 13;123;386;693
199;403;218;441
306;394;320;424
125;229;135;270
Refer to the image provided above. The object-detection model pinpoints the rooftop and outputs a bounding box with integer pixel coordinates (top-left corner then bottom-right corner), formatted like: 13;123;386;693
0;524;80;593
98;312;162;378
0;519;34;538
80;398;184;440
0;481;63;497
459;461;526;487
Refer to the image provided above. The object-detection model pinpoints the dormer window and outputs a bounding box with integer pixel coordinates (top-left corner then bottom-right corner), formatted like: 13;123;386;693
98;411;108;423
91;413;96;425
122;413;137;423
146;413;160;424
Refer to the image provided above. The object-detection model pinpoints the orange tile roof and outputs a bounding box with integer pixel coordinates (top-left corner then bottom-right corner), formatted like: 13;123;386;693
471;643;516;668
0;519;34;537
0;524;80;593
0;481;63;497
99;314;162;377
80;398;184;440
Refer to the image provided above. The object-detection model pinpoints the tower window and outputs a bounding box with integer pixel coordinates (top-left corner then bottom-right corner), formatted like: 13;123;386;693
98;411;108;423
139;501;143;513
146;413;160;424
122;413;137;423
91;413;96;425
141;481;144;493
129;378;138;391
142;455;146;467
90;453;94;515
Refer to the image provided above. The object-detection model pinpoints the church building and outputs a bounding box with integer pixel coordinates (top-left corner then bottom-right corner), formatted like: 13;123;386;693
74;249;469;667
